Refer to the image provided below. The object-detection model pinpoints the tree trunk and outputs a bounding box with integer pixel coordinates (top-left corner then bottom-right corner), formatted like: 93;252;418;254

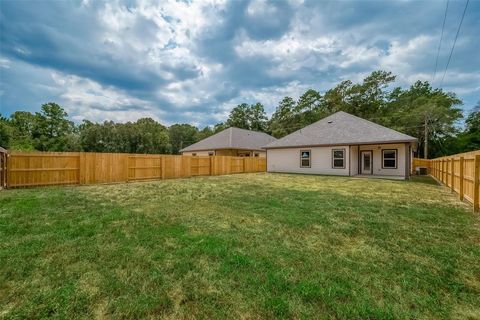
424;114;428;159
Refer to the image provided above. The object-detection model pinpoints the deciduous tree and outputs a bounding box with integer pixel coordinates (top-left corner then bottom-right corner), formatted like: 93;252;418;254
32;103;75;151
168;124;199;154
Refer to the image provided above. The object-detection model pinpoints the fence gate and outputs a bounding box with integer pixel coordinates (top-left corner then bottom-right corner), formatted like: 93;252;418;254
0;147;6;190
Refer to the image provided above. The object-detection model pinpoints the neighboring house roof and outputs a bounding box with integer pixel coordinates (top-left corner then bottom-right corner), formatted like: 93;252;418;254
180;127;277;152
264;111;417;149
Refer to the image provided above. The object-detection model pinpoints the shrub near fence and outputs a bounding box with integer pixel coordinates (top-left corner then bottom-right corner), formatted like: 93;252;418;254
5;151;266;188
413;150;480;212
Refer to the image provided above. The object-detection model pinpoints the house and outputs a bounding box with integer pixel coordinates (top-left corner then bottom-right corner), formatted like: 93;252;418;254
263;111;417;179
180;127;276;157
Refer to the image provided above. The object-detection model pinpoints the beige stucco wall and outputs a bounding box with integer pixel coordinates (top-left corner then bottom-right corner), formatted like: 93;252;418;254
182;149;266;157
358;144;406;177
350;145;358;175
266;146;350;176
267;143;410;178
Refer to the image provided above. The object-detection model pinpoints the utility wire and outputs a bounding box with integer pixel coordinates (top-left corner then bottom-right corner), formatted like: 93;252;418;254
440;0;470;88
432;0;449;84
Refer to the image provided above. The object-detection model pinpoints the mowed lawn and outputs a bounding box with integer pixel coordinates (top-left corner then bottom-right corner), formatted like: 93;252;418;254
1;173;479;319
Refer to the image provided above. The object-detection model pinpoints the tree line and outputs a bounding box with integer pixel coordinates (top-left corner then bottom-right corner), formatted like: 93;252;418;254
0;70;478;157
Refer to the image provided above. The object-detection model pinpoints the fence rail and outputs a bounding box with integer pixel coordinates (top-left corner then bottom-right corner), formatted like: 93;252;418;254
4;151;266;188
413;150;480;212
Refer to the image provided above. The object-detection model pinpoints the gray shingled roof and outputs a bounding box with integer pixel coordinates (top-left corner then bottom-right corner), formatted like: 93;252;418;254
264;111;417;149
180;127;276;152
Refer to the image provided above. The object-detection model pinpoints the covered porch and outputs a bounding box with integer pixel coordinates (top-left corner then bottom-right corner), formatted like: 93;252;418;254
349;142;414;179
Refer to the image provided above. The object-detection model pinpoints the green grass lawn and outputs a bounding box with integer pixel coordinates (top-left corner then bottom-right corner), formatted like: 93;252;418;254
1;173;479;319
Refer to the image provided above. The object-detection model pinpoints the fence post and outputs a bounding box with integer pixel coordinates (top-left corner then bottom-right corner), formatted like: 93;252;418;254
444;159;447;185
437;160;439;178
184;156;191;178
437;160;440;179
439;159;442;182
0;152;4;189
440;159;445;184
447;159;450;187
125;155;129;182
443;159;447;184
474;155;480;212
209;156;213;176
6;153;10;188
450;158;454;192
1;151;6;189
161;156;166;179
459;157;464;201
445;159;448;184
79;153;85;185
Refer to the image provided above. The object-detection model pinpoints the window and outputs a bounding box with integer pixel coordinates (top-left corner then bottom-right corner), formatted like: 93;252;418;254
382;149;397;168
208;152;214;156
300;150;311;168
254;152;260;157
332;149;345;169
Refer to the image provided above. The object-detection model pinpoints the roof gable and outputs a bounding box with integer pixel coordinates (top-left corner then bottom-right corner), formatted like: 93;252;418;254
264;111;417;149
180;127;276;152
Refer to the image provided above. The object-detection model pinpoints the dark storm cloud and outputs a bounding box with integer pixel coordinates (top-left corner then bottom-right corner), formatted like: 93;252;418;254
1;0;479;125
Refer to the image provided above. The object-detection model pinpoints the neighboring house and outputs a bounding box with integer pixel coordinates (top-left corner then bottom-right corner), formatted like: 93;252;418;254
264;111;417;179
180;127;276;157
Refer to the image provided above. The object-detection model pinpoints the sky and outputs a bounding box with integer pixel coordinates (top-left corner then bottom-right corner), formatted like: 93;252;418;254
1;0;479;127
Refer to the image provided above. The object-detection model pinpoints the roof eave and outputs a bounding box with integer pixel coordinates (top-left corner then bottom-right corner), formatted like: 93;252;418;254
264;139;418;149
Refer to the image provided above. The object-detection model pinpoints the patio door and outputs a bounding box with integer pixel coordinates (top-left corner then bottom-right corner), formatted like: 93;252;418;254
360;151;372;175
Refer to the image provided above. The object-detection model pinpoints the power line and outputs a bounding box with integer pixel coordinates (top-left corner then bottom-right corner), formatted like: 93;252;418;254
432;0;449;84
440;0;470;88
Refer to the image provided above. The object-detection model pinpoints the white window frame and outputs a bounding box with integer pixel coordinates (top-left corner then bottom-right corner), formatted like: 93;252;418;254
382;149;397;169
332;148;346;169
300;150;311;168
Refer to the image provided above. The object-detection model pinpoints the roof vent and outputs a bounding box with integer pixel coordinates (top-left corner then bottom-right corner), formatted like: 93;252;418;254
327;120;333;124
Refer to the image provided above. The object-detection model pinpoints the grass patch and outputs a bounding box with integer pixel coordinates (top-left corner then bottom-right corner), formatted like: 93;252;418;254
1;173;479;319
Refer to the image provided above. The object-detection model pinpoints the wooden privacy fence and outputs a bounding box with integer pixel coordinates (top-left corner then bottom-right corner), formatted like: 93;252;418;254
413;150;480;212
411;158;431;174
4;151;266;188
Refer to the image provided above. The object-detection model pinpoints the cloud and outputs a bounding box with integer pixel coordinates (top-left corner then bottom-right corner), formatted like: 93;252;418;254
50;72;162;123
1;0;479;125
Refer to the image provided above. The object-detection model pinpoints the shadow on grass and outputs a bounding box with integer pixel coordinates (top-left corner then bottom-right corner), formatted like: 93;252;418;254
409;175;440;186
